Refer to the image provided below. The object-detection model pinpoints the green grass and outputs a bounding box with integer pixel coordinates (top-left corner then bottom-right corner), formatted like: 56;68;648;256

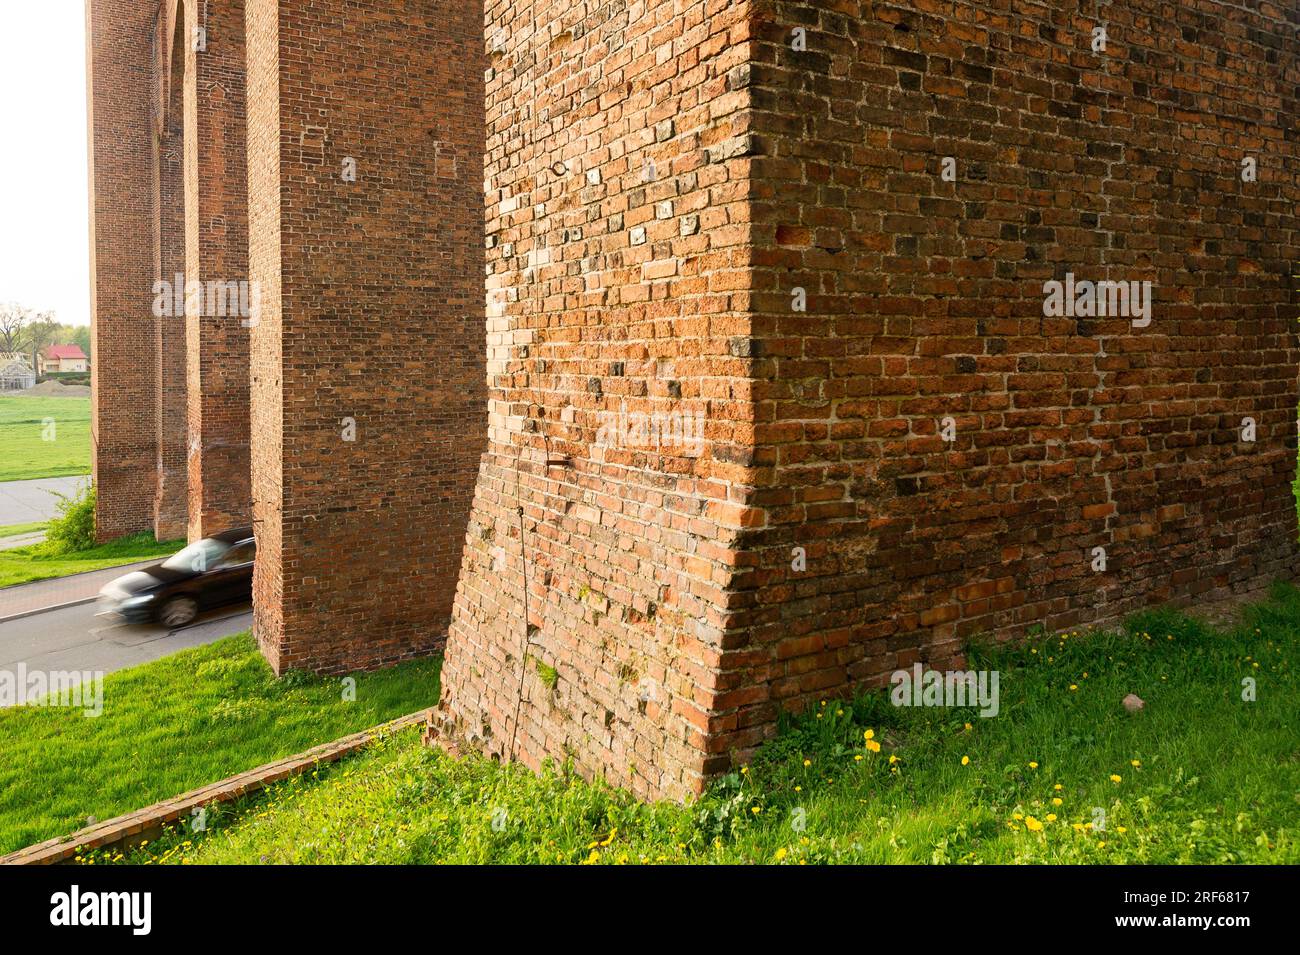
0;532;182;588
95;583;1299;865
0;632;440;854
0;396;91;482
0;521;46;539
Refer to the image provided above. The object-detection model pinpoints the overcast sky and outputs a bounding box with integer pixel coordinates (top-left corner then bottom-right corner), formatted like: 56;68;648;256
0;2;91;327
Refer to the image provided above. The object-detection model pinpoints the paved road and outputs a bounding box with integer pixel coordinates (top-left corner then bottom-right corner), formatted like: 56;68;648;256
0;476;88;525
0;601;252;706
0;558;168;621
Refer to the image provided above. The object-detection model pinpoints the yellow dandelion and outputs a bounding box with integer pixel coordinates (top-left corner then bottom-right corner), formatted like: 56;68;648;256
866;739;881;753
961;755;970;766
1052;797;1063;807
864;729;875;740
1028;761;1039;769
1110;774;1122;783
1130;759;1141;768
774;847;788;861
1024;816;1043;832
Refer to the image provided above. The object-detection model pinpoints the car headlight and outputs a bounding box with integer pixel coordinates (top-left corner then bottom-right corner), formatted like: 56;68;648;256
119;594;156;608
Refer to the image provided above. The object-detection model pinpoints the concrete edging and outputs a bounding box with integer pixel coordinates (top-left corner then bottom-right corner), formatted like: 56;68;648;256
0;708;431;865
0;596;97;625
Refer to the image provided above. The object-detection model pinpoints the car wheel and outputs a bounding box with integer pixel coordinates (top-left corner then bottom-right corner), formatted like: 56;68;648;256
159;596;198;628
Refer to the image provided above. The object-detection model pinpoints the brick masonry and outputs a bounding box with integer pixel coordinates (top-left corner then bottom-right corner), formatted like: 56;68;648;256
152;7;188;541
88;1;1298;802
244;0;485;674
431;0;763;801
432;0;1299;800
184;0;252;538
87;0;160;541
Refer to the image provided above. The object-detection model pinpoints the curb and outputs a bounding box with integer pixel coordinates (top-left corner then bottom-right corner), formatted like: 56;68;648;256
0;558;166;624
0;596;97;625
0;709;432;865
0;557;162;594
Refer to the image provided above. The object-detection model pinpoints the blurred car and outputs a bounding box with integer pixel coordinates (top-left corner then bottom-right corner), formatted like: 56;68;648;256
97;527;255;627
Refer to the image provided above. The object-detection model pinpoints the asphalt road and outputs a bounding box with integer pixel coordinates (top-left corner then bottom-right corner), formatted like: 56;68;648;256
0;476;88;525
0;600;252;706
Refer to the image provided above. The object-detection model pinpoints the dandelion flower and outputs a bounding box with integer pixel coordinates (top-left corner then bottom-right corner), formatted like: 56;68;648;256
775;848;788;861
1025;816;1043;832
1110;774;1122;783
1130;759;1141;768
866;740;881;753
864;729;875;740
1028;761;1039;769
961;755;970;766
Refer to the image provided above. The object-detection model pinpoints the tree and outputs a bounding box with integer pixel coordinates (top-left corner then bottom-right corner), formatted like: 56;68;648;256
0;302;30;354
23;313;59;367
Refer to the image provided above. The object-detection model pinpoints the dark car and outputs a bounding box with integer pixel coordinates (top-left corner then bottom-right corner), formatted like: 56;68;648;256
97;527;255;627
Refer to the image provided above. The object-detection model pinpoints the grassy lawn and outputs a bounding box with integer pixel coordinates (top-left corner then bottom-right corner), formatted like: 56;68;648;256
0;521;46;539
0;532;182;589
91;583;1298;865
0;632;440;855
0;396;91;482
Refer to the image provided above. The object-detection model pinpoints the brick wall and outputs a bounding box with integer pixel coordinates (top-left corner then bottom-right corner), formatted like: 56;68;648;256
245;0;485;674
87;0;159;541
184;0;251;538
725;0;1300;767
153;7;188;542
432;0;759;801
436;0;1298;799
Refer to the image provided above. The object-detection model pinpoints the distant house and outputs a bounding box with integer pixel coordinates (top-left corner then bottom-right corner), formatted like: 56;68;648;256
39;344;89;375
0;358;36;392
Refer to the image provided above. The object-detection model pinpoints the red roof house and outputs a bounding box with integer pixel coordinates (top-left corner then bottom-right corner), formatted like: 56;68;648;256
39;344;89;374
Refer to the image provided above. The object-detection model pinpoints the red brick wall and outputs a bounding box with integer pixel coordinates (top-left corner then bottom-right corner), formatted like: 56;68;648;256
245;0;485;674
722;0;1300;765
436;0;1298;799
153;7;188;542
184;0;251;538
87;0;159;541
433;0;759;801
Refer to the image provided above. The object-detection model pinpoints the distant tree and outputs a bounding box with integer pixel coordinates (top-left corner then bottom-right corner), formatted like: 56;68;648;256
23;313;59;366
0;302;30;354
69;325;91;356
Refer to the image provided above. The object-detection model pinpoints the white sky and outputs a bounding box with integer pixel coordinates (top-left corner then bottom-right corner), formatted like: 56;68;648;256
0;2;91;327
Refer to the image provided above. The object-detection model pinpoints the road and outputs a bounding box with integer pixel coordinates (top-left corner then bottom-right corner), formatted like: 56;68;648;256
0;600;252;706
0;475;88;525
